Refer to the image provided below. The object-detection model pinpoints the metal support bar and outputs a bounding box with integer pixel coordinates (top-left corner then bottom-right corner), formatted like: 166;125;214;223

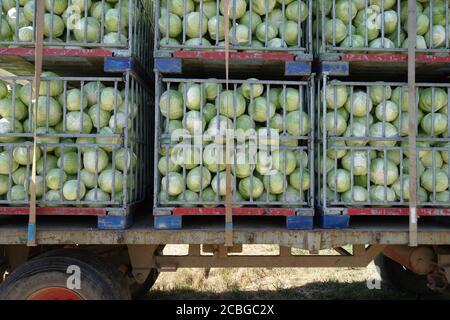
334;247;351;256
202;245;243;254
127;244;159;284
189;244;201;256
280;246;292;256
407;0;418;247
152;245;385;268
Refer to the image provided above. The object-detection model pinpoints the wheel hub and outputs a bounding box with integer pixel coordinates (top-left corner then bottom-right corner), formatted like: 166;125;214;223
27;287;83;300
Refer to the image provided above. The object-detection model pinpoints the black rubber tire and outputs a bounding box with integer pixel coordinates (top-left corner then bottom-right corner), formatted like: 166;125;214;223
374;254;434;295
38;248;131;300
127;245;164;299
130;268;160;299
0;251;130;300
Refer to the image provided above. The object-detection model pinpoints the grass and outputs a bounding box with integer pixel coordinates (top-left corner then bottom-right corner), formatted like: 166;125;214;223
145;245;448;300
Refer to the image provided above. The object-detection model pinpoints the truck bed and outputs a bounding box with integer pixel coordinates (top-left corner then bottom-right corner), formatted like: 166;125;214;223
1;215;450;249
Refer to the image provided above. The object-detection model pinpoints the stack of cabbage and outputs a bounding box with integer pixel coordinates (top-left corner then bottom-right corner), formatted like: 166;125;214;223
0;0;130;46
321;82;450;205
158;0;309;50
157;79;312;208
317;0;449;52
0;71;138;207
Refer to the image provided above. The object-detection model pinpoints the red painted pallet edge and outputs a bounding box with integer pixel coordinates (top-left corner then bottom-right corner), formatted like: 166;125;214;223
172;50;295;61
340;53;450;63
172;207;296;216
0;48;113;57
347;207;450;216
0;206;106;216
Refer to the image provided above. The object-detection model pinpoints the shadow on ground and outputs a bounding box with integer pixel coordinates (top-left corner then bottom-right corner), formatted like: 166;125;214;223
145;280;450;300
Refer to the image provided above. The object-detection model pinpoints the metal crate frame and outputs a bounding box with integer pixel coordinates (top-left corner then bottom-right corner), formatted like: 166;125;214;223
0;71;152;217
153;73;315;217
315;0;450;56
154;0;313;58
317;75;450;217
0;0;153;73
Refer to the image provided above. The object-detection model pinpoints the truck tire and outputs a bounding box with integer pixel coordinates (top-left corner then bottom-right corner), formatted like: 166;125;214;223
0;254;129;300
374;254;433;295
127;245;164;299
130;268;160;299
37;248;131;300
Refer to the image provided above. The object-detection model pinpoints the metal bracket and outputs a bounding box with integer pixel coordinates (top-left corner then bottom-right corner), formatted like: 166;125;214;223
5;245;29;270
127;245;159;284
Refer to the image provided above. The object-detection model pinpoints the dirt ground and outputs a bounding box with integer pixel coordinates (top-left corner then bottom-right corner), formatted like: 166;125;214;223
146;245;448;300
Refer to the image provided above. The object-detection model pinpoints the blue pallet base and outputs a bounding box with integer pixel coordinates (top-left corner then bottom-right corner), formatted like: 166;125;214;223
284;61;311;76
154;58;311;76
104;56;151;83
154;215;182;230
97;214;133;230
286;216;313;230
154;215;313;230
317;61;350;77
154;58;183;74
315;215;350;229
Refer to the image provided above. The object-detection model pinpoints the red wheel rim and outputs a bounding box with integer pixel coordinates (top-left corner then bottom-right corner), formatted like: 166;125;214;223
27;287;83;300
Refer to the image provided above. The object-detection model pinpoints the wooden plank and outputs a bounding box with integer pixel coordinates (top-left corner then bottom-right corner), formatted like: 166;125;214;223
223;0;233;247
407;0;418;247
27;0;45;247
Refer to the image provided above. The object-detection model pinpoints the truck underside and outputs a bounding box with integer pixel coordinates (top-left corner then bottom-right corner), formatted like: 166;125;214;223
0;215;450;298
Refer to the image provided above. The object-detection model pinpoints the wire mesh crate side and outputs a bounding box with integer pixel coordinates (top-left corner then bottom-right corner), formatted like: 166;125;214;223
0;72;151;209
123;71;153;205
317;76;450;210
0;0;152;70
318;143;450;208
154;75;314;210
315;0;450;56
320;77;450;142
154;0;313;55
130;0;153;70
